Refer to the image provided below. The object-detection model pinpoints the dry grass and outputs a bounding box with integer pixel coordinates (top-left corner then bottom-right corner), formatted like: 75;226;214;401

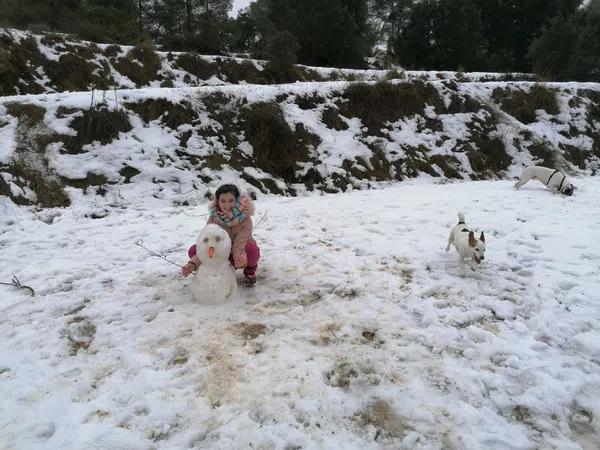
114;42;161;86
64;106;132;154
125;98;197;130
494;84;559;124
10;160;71;207
340;81;443;135
240;101;318;182
175;53;214;80
321;107;348;131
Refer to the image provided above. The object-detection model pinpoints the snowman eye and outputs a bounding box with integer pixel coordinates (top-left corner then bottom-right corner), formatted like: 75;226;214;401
215;236;221;242
203;237;209;243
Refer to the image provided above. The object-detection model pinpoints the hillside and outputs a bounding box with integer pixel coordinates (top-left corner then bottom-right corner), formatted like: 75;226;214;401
1;77;599;210
0;28;535;97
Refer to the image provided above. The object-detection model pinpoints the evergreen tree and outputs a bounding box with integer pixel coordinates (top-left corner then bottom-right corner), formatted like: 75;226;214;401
1;0;83;32
0;0;141;43
227;8;258;53
264;30;299;69
478;0;581;72
392;0;484;71
529;0;600;81
148;0;232;52
78;0;139;43
250;0;373;68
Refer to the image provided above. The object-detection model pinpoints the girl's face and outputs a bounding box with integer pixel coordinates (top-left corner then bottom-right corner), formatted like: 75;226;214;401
218;192;236;214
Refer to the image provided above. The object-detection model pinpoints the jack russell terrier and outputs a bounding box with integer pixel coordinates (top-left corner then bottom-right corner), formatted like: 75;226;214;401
514;166;575;196
446;213;486;276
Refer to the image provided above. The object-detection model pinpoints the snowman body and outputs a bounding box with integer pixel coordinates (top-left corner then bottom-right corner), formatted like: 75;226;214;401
190;224;237;304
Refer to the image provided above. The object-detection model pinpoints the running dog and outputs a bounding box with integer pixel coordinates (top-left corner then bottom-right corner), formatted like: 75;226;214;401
446;213;486;276
514;166;575;196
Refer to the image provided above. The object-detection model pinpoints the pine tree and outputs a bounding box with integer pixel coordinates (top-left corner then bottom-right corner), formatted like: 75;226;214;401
249;0;373;68
392;0;484;71
148;0;232;52
529;0;600;81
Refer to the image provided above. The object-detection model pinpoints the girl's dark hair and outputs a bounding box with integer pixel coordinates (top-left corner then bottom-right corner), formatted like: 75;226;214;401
215;184;240;200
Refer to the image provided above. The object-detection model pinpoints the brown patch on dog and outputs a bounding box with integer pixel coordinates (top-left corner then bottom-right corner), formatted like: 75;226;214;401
469;231;476;247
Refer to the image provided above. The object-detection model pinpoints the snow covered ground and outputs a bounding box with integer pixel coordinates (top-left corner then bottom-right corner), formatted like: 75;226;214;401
1;177;600;449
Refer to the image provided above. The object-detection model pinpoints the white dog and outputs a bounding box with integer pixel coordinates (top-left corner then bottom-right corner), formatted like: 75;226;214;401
445;213;486;276
514;166;574;196
189;224;237;304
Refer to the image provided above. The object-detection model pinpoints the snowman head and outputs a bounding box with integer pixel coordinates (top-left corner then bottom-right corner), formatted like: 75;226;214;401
196;224;231;265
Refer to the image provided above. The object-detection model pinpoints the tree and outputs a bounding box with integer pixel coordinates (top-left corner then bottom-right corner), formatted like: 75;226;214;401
148;0;232;52
0;0;141;43
249;0;374;68
263;30;299;69
1;0;83;32
477;0;581;72
529;0;600;81
77;0;139;43
226;8;258;53
391;0;485;71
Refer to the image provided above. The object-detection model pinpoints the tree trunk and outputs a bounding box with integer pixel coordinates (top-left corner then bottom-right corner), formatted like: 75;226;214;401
186;0;193;36
138;0;143;35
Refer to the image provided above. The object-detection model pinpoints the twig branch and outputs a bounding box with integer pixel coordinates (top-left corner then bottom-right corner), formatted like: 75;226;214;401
0;275;35;296
328;281;344;294
135;240;184;268
182;210;211;218
252;210;269;232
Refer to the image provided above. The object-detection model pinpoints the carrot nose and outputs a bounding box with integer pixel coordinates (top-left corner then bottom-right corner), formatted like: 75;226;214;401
208;247;215;258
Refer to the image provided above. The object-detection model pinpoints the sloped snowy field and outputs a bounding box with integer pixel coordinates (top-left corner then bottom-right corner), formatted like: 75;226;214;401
1;178;600;450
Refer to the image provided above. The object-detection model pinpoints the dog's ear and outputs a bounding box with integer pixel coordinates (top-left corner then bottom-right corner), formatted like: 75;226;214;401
480;232;485;243
469;231;476;247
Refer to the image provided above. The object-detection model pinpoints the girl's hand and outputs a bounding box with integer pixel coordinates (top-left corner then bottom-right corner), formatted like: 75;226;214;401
233;252;247;268
181;261;197;277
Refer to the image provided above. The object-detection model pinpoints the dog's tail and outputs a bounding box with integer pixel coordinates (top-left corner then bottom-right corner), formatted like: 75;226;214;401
457;212;465;224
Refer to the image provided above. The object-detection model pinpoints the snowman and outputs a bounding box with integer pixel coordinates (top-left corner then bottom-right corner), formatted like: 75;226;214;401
189;224;237;303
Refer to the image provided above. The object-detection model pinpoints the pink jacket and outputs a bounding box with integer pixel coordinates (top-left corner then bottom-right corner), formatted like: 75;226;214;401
206;194;255;258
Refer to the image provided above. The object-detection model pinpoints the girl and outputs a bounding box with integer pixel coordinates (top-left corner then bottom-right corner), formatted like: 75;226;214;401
181;184;260;287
